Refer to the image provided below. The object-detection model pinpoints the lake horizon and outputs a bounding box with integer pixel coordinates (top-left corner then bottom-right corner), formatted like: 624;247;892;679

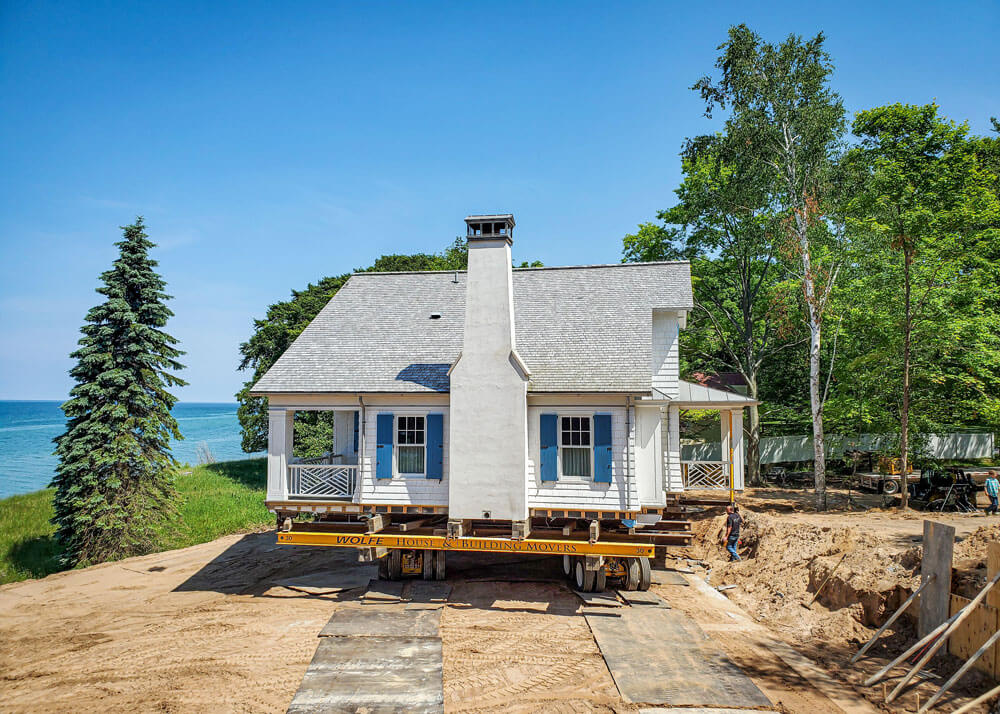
0;400;264;499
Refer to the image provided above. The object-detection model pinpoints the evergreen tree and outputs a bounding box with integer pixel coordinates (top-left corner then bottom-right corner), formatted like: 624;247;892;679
52;218;186;566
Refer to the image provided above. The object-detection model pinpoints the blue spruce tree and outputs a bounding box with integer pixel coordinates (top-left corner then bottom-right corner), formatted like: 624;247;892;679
52;218;186;565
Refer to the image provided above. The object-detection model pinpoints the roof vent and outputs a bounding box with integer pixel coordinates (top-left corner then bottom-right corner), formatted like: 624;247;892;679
464;214;514;242
430;312;442;320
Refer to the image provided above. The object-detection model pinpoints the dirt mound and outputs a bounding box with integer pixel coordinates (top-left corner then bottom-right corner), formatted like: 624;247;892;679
687;510;921;646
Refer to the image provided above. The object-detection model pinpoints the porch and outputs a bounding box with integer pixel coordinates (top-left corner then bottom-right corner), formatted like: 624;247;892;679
672;380;756;494
267;408;361;502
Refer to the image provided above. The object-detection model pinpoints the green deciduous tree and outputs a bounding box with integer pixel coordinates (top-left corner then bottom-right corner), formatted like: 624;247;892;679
694;25;847;507
841;103;1000;507
52;218;186;566
623;140;800;485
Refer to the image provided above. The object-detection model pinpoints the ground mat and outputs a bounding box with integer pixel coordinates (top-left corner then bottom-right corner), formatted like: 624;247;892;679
586;607;771;708
319;606;441;637
286;635;443;714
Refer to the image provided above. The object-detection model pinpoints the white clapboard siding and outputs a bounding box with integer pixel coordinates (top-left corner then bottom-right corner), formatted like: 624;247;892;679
358;406;449;506
526;406;640;511
651;311;679;399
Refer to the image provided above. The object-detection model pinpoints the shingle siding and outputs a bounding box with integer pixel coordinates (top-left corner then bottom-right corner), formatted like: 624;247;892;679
250;261;693;395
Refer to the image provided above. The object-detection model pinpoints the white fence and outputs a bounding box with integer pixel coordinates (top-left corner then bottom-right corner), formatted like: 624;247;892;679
287;464;357;499
682;432;995;465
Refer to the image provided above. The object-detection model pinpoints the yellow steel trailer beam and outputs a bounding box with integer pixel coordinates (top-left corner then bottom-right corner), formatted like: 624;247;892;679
277;531;655;557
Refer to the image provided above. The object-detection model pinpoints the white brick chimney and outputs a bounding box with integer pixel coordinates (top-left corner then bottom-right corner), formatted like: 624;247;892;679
448;215;530;521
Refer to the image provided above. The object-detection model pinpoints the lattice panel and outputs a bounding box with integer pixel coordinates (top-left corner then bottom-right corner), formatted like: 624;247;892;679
288;465;357;498
683;462;730;490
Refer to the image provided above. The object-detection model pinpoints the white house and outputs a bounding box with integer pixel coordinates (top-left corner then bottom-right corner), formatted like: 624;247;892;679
250;214;755;532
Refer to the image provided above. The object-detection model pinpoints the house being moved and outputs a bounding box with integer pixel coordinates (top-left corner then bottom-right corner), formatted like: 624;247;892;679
251;214;755;591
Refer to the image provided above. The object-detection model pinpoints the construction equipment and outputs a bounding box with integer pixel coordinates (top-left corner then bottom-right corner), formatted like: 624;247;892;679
907;466;979;512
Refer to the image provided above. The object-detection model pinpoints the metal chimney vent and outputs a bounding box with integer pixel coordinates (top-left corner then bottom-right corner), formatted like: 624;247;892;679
464;214;514;241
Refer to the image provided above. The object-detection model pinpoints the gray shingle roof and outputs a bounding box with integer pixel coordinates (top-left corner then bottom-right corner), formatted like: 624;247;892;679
250;261;692;394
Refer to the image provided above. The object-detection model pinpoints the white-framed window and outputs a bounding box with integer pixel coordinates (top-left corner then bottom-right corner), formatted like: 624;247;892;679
560;415;592;478
396;415;426;476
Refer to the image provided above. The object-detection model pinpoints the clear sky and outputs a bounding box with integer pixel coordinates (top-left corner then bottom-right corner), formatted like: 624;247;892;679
1;1;997;402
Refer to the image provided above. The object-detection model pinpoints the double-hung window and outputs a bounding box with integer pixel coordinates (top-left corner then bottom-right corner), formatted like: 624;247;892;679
560;416;591;477
396;415;425;475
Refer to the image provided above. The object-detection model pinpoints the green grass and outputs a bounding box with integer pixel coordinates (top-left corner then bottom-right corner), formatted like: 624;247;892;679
0;458;271;585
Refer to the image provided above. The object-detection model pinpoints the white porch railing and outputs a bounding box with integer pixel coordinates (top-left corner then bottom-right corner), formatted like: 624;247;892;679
682;461;732;490
287;464;358;499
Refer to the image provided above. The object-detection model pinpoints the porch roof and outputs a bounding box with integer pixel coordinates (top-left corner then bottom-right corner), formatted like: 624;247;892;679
250;261;693;394
674;380;758;407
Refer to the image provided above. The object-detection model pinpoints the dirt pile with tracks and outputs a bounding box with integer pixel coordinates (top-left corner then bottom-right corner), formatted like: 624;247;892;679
687;510;1000;650
688;510;921;647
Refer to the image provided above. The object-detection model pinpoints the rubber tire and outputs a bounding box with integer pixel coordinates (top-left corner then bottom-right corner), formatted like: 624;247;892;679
562;554;572;578
388;550;403;580
592;567;607;593
422;550;434;580
378;554;390;580
434;550;446;581
882;479;899;495
624;558;641;591
574;558;595;592
638;556;652;591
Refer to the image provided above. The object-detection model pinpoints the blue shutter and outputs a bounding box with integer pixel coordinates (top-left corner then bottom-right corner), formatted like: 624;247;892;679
353;410;359;453
593;414;613;483
425;413;443;479
376;413;393;479
539;413;558;482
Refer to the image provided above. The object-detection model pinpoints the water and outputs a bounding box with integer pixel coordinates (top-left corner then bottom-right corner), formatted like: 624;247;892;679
0;401;263;499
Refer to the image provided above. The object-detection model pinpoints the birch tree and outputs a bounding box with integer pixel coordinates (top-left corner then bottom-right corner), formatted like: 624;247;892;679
693;25;846;508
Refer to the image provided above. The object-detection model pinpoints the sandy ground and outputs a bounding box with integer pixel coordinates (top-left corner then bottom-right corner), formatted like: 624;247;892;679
3;492;999;713
1;527;853;714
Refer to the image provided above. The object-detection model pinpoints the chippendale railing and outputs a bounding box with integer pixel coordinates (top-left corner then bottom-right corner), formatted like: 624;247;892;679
682;461;732;490
287;464;357;499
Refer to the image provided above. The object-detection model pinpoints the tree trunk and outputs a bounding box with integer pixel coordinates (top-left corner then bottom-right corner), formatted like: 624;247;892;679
796;210;827;510
808;313;827;509
900;247;912;509
745;374;762;486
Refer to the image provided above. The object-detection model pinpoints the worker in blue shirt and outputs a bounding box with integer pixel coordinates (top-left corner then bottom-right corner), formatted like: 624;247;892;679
984;471;999;516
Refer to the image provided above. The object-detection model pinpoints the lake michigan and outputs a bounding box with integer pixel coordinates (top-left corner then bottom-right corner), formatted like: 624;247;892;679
0;401;263;499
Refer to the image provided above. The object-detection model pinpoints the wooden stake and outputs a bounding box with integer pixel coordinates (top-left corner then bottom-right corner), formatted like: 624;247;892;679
919;627;1000;713
951;682;1000;714
852;574;936;663
804;552;848;609
865;611;960;686
886;570;1000;703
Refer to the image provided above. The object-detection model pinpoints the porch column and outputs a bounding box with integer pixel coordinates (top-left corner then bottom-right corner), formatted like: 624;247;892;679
267;409;294;501
730;409;745;491
665;404;683;492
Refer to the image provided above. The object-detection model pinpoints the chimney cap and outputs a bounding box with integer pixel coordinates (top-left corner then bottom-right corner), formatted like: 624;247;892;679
464;214;515;241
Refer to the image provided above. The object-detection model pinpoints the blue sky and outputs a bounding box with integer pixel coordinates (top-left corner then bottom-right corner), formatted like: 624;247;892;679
1;1;997;402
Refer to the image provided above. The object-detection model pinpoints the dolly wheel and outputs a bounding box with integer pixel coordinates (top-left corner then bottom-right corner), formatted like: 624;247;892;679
574;557;595;592
378;554;390;580
422;550;434;580
387;550;403;580
624;558;641;591
592;567;607;593
434;550;446;581
638;556;652;591
562;554;572;579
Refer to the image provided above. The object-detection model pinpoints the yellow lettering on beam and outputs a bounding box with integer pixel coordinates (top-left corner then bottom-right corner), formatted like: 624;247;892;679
277;532;654;557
